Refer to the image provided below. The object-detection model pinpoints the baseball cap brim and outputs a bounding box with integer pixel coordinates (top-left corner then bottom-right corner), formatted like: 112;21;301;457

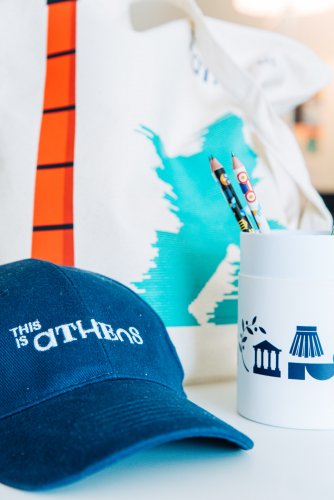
0;379;253;491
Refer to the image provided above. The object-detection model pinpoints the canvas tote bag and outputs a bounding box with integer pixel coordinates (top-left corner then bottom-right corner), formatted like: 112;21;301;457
0;0;331;381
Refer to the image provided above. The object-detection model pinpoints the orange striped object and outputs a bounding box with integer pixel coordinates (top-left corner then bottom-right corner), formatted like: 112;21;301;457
32;0;76;266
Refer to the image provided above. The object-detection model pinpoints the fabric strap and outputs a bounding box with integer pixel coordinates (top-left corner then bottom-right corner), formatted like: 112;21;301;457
32;0;76;265
134;0;331;227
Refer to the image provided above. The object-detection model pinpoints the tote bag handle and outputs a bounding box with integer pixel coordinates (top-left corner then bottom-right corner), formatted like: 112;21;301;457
133;0;331;227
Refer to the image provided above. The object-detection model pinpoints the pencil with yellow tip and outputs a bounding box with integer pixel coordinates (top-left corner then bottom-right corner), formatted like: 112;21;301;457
209;155;255;233
231;153;271;234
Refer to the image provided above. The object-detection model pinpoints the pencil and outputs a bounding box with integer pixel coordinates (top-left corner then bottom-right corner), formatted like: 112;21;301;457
232;153;270;234
209;155;255;233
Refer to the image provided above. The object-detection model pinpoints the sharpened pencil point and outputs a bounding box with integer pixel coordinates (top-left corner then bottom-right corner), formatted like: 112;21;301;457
209;156;225;173
231;152;235;157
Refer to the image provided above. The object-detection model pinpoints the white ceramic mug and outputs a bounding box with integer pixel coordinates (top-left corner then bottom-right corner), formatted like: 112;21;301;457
237;230;334;429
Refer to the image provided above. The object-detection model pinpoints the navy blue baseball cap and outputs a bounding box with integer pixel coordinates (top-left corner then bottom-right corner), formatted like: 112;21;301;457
0;259;253;490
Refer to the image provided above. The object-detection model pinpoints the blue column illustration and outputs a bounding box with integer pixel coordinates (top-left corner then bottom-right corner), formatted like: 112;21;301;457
288;326;334;381
253;340;281;378
289;326;323;358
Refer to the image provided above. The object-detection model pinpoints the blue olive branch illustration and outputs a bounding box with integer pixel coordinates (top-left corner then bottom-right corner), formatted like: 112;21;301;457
239;316;267;372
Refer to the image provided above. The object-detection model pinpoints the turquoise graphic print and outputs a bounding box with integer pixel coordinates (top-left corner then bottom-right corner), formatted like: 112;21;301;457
134;114;281;327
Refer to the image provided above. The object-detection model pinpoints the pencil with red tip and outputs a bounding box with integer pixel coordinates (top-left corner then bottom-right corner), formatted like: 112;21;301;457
231;153;271;234
209;156;255;233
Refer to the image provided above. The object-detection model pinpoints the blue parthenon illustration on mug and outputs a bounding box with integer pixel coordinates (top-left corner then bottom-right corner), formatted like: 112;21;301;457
253;340;281;378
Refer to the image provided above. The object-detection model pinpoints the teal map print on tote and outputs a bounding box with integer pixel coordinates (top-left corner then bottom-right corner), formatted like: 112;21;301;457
134;114;281;327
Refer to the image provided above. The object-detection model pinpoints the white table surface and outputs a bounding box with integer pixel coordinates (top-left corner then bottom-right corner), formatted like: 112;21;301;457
1;380;333;500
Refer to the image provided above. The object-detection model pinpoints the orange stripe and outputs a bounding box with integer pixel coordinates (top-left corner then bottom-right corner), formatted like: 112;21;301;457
32;230;74;266
33;168;74;227
47;2;76;54
32;1;76;265
44;53;75;109
37;109;75;165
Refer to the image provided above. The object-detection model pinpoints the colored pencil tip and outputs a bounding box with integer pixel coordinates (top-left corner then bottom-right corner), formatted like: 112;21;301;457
209;156;224;173
231;152;235;157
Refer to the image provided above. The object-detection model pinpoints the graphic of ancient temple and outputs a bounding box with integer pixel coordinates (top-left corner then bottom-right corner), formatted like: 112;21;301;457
253;340;281;378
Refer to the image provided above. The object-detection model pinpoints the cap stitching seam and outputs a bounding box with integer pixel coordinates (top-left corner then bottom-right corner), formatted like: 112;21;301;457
66;267;184;379
46;262;113;368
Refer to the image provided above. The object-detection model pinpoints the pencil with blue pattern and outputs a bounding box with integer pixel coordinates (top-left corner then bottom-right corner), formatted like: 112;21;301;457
232;153;270;234
209;156;255;233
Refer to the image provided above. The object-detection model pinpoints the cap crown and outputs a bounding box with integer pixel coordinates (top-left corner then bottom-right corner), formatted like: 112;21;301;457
0;260;184;418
